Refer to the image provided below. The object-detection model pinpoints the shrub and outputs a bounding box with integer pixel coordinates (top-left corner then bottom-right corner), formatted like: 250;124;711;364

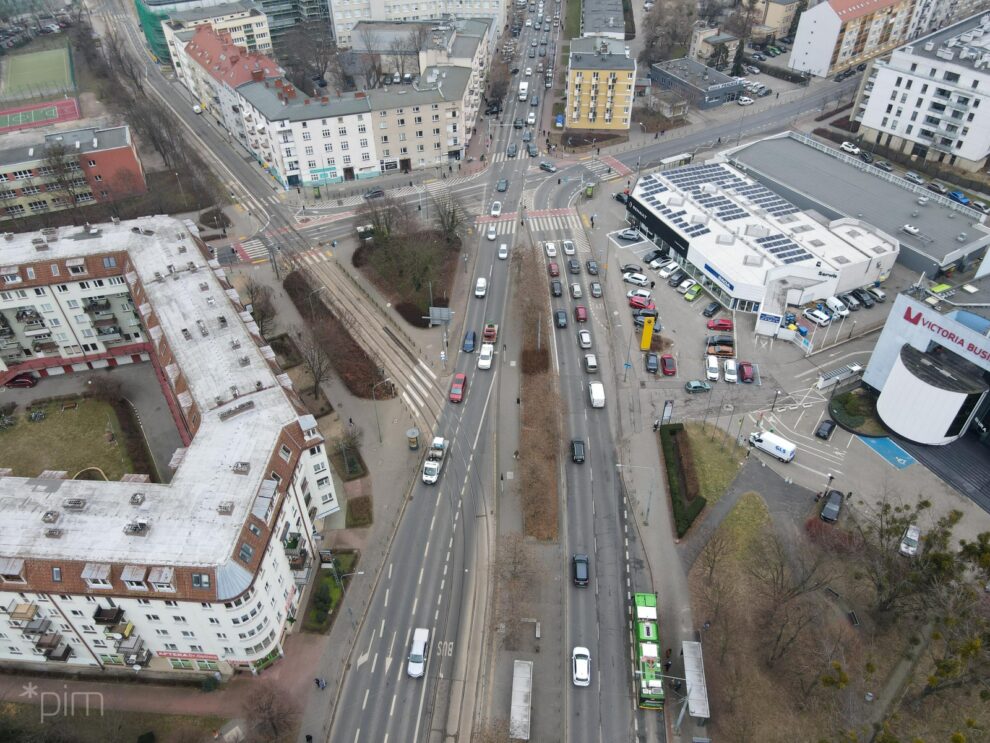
658;424;708;537
346;495;373;528
814;102;854;122
313;581;332;613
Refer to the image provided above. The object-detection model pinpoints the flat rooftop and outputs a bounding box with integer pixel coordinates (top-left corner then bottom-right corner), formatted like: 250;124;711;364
581;0;625;36
730;132;990;264
652;58;741;90
903;11;990;70
0;216;305;584
632;160;898;287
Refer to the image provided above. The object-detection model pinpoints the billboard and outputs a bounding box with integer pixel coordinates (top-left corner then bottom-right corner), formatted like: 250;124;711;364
640;317;655;350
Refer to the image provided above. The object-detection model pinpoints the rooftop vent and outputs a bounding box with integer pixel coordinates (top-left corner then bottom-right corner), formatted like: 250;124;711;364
232;461;251;474
217;501;235;515
123;520;150;536
42;510;60;523
957;232;968;242
197;320;209;337
130;492;145;506
219;315;228;328
218;400;255;421
181;328;192;340
199;282;209;292
45;528;63;538
63;498;86;510
238;355;250;367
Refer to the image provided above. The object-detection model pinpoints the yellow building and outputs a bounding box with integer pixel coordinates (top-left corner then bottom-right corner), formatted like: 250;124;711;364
566;36;636;131
763;0;801;37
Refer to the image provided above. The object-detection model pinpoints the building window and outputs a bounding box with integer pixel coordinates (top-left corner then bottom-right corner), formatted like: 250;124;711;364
238;543;255;563
88;159;97;167
279;444;291;461
52;567;62;582
192;573;211;589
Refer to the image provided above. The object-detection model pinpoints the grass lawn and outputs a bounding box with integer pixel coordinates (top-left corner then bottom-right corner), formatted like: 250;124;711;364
302;552;358;633
719;491;770;557
0;398;134;479
683;422;744;505
564;0;581;40
0;701;224;743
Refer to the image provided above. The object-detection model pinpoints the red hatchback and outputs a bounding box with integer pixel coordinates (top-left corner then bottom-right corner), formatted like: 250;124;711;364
628;296;656;311
738;361;754;383
706;317;734;332
449;373;467;402
4;374;37;388
548;262;560;277
574;305;588;322
660;354;676;376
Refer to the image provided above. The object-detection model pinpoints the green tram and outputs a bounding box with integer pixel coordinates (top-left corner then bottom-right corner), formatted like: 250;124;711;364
634;592;664;710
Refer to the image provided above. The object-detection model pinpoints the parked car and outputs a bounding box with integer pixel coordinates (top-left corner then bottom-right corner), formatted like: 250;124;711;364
948;191;970;205
820;490;843;522
684;379;712;393
902;224;920;235
858;150;874;164
620;263;644;274
667;270;687;287
627;288;652;301
449;373;467;402
899;525;921;557
643;248;664;264
683;284;702;302
927;181;949;195
840;141;861;155
4;373;37;388
904;171;925;185
617;228;641;241
723;358;738;383
702;301;721;318
363;187;385;199
628;296;655;310
737;361;754;383
874;160;893;172
657;262;679;279
660;354;676;376
815;419;836;440
737;96;754;106
622;272;649;286
850;287;875;308
707;317;733;331
645;352;659;373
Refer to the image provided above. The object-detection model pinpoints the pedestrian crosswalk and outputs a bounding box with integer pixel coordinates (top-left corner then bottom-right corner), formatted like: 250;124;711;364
526;213;585;237
291;248;334;267
238;238;269;262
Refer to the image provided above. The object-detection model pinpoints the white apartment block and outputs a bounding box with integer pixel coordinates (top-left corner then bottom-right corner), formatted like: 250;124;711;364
332;0;504;47
856;11;990;172
789;0;915;78
0;216;339;675
908;0;990;40
162;0;273;58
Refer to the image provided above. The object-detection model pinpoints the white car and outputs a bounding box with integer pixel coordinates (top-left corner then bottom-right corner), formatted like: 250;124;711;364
491;201;502;217
487;224;497;241
902;224;920;235
737;96;753;106
840;141;861;155
563;240;576;255
649;257;673;271
577;329;592;349
527;111;537;125
475;277;488;297
626;288;652;301
572;646;591;687
544;241;558;257
525;67;533;76
802;308;831;327
657;262;678;279
478;343;494;369
723;358;738;383
622;272;649;286
899;524;921;556
705;354;719;382
498;243;509;259
676;278;695;294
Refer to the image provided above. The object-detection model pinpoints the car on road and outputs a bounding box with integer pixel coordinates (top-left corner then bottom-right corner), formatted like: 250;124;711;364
626;288;652;301
585;259;599;275
449;373;467;403
572;647;592;686
475;277;488;297
506;143;518;157
525;66;533;76
622;271;649;286
746;65;760;74
904;171;925;185
628;296;655;310
555;309;568;327
902;224;920;235
527;143;539;157
614;192;630;204
617;228;641;241
820;490;843;523
702;301;720;318
498;243;509;259
363;188;385;199
548;261;560;276
563;240;576;255
707;317;733;331
899;524;921;557
513;119;524;129
926;181;949;195
572;553;589;586
590;281;603;298
568;259;581;275
462;330;476;353
737;96;754;106
570;281;582;298
527;111;537;125
539;161;556;172
571;439;586;463
407;628;430;678
522;130;533;142
478;344;494;369
551;279;563;296
645;352;659;373
491;201;502;217
486;224;497;241
574;305;588;322
684;284;702;302
496;179;509;192
684;379;711;393
660;354;676;376
738;361;754;383
530;94;540;106
577;329;592;349
4;373;37;388
545;241;557;257
815;418;836;440
874;160;893;172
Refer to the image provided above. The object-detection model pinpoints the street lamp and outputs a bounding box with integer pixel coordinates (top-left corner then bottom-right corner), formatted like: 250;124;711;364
771;389;781;412
615;463;656;524
372;378;393;444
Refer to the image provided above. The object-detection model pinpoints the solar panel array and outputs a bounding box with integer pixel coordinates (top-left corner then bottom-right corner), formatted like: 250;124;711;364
754;234;813;264
732;183;800;217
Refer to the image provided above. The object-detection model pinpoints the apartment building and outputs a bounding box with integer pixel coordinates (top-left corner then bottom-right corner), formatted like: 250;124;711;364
0;215;339;675
907;0;990;40
174;26;282;133
855;12;990;172
0;126;146;222
762;0;801;38
332;0;504;47
566;36;636;131
688;24;739;68
162;0;272;61
788;0;915;78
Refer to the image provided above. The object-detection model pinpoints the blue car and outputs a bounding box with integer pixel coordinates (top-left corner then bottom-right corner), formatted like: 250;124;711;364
948;191;970;205
462;330;477;353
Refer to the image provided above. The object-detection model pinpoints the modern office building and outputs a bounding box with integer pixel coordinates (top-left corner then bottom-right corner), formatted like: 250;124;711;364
854;11;990;173
0;215;340;675
0;126;147;222
788;0;915;78
650;58;745;109
161;0;272;59
566;36;636;130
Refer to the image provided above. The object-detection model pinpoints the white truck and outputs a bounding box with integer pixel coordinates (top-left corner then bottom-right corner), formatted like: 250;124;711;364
519;81;530;101
748;431;795;462
422;436;448;484
589;382;605;408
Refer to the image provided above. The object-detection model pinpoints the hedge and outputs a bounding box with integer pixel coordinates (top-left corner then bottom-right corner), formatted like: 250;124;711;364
658;424;707;537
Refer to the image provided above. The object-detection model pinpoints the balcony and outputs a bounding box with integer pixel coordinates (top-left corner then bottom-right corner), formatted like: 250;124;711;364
93;606;125;625
23;322;49;337
15;309;40;322
83;299;111;315
9;602;38;623
22;616;52;636
35;630;63;653
94;317;118;329
46;642;73;662
32;340;58;353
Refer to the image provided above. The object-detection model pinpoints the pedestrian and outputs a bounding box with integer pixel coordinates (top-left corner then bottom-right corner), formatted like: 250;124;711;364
348;417;353;426
665;647;672;659
664;660;672;672
306;736;314;742
717;136;721;144
319;678;327;689
650;280;656;289
652;421;659;432
314;678;321;688
654;132;659;140
776;92;779;99
502;343;506;351
516;397;520;405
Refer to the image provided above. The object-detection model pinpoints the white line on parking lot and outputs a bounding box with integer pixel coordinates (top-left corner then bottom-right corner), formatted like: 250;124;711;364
790;460;844;479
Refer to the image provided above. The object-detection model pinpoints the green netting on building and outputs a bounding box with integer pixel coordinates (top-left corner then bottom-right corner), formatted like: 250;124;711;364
134;0;172;62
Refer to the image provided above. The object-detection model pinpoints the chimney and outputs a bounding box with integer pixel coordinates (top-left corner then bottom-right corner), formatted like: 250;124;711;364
321;96;329;104
304;98;310;104
275;79;284;88
252;66;265;82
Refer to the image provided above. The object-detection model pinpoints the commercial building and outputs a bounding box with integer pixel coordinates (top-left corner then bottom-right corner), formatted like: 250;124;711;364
650;58;745;109
0;126;147;222
688;24;739;68
331;0;505;47
580;0;626;40
788;0;915;78
854;12;990;173
161;0;272;59
625;153;899;325
566;36;636;131
0;215;340;675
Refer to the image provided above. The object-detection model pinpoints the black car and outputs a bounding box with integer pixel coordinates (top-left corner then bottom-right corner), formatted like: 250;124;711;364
572;554;589;586
643;248;663;264
667;269;687;287
555;309;568;328
851;287;875;308
614;192;630;204
815;419;836;440
567;258;580;274
645;352;659;373
633;308;659;319
571;439;586;463
513;118;524;129
858;150;874;164
702;301;720;318
506;143;518;158
527;143;539;157
634;315;662;333
585;259;599;275
620;263;643;274
856;62;867;71
708;334;734;347
551;279;563;297
363;188;385;199
496;179;509;192
820;490;843;523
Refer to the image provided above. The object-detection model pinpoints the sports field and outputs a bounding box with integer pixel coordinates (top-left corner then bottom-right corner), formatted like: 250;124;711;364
1;46;72;91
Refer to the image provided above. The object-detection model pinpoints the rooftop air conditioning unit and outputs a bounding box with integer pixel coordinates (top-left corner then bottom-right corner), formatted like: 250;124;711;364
63;498;86;510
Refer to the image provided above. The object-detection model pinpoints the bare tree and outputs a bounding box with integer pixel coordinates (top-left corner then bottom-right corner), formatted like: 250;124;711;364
406;24;431;53
356;27;385;89
498;533;532;585
297;325;333;396
242;680;300;740
242;276;278;337
431;189;465;245
638;0;696;64
355;194;415;240
488;60;511;104
102;26;143;93
281;21;345;94
43;142;86;218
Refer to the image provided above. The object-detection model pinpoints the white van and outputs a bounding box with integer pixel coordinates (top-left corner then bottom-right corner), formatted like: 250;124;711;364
584;353;598;373
407;628;430;677
589;381;605;408
825;296;849;318
748;431;796;462
474;277;488;297
866;286;887;303
705;355;719;382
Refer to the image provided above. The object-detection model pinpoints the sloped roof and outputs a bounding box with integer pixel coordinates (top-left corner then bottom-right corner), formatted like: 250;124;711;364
184;25;281;88
829;0;902;22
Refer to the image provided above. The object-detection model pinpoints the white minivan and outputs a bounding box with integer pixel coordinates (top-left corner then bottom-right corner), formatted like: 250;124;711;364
589;381;605;408
407;628;430;678
866;286;887;303
825;296;849;318
475;277;488;297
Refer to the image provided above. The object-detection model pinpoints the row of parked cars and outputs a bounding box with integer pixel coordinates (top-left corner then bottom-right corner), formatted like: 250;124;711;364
799;286;887;328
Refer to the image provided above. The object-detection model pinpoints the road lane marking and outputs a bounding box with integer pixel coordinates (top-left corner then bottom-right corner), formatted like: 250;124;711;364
380;619;385;638
356;637;373;668
371;653;378;674
362;689;369;710
384;588;389;608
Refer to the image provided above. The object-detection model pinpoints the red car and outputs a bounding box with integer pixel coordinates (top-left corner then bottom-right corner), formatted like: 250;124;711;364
660;354;676;376
548;261;560;277
449;373;467;402
706;317;734;332
4;374;37;388
738;361;754;383
628;296;656;310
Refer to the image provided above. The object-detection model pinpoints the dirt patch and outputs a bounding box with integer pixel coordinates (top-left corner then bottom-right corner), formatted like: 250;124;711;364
345;495;373;528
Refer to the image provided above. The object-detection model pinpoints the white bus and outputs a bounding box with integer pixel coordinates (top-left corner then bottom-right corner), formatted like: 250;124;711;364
518;81;529;101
